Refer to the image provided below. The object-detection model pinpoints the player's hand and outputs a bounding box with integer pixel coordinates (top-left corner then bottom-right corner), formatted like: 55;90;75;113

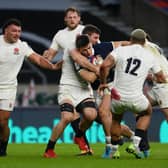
95;65;100;77
97;83;109;96
52;60;64;70
43;50;53;61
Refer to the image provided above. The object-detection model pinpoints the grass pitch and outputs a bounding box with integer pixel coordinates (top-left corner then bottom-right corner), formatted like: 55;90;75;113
0;143;168;168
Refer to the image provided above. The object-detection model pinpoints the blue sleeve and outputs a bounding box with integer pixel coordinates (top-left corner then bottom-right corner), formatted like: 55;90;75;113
93;42;114;59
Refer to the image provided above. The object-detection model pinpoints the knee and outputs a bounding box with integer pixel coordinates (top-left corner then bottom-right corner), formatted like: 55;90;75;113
61;114;74;125
85;109;97;122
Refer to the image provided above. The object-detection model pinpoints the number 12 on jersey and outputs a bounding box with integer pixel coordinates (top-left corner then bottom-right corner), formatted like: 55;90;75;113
125;57;141;76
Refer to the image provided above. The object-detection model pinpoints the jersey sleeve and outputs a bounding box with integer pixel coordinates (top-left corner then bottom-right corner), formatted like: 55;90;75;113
50;33;60;51
22;41;34;58
151;57;162;74
93;42;113;59
110;46;121;62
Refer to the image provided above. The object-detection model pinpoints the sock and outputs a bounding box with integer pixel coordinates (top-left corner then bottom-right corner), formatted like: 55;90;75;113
71;118;86;137
0;140;8;154
71;118;81;135
71;118;90;149
117;138;124;146
132;136;141;148
111;144;118;155
45;140;56;152
105;136;111;144
135;129;150;151
111;139;122;145
75;129;84;137
83;134;90;149
130;131;135;140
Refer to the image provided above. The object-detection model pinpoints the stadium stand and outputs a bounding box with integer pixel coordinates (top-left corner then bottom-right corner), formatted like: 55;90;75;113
148;0;168;12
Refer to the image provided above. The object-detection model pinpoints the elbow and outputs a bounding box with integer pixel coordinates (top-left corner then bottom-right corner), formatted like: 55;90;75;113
89;79;95;83
89;76;97;83
69;51;77;61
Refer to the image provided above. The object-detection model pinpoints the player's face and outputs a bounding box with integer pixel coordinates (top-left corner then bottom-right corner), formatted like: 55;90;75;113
89;33;100;45
4;24;21;43
64;11;81;30
79;43;93;57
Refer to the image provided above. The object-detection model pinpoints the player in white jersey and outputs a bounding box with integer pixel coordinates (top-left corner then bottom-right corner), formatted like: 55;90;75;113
126;32;168;157
43;7;98;74
43;35;98;158
0;18;63;157
144;41;168;120
70;24;135;158
43;7;99;155
98;29;166;159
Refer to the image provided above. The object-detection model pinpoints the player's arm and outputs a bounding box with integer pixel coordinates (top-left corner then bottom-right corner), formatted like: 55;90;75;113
28;52;63;70
79;69;98;83
73;60;98;83
112;41;130;49
69;48;99;76
98;54;115;95
154;70;167;83
100;53;115;84
43;48;58;61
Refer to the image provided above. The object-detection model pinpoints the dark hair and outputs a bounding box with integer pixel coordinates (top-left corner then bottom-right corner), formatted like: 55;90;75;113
130;28;146;44
82;24;101;36
2;18;21;34
130;36;146;44
64;7;81;17
75;34;90;49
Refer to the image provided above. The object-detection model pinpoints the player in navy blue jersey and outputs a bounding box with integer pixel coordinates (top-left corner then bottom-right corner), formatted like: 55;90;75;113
70;24;134;158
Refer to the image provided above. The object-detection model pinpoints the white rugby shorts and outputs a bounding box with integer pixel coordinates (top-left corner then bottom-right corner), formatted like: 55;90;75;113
147;83;168;108
58;84;94;107
0;87;16;111
111;94;149;115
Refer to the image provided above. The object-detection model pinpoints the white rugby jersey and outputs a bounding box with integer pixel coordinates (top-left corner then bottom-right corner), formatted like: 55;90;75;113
60;43;91;89
111;44;161;98
50;24;84;52
0;35;34;88
145;41;168;82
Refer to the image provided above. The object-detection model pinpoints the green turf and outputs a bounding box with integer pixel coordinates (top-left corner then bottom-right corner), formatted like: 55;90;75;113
0;143;168;168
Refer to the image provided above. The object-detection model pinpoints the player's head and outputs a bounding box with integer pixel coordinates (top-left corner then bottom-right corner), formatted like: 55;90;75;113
130;28;146;45
64;7;81;30
2;18;22;43
75;34;93;57
82;24;101;45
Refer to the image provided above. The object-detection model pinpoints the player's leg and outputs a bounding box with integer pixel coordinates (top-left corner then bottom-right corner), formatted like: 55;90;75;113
109;113;123;159
153;84;168;122
121;124;135;140
128;103;152;159
71;111;92;154
44;102;75;158
0;110;10;157
125;114;150;158
98;93;112;142
75;99;97;155
98;92;114;158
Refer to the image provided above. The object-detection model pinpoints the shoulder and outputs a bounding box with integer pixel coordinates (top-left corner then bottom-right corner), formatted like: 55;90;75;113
0;35;3;43
78;24;85;30
54;27;68;37
18;40;29;47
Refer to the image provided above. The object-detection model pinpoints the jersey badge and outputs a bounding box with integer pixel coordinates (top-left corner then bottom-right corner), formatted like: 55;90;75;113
14;48;20;55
